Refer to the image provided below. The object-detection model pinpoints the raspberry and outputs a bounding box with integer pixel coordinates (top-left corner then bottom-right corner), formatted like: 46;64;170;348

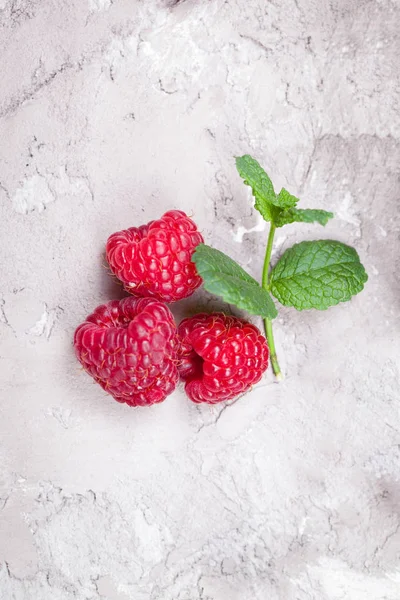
177;313;269;404
106;210;204;303
74;297;179;407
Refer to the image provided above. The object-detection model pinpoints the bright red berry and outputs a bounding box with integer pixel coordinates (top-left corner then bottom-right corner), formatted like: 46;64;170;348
177;313;269;404
106;210;204;303
74;297;179;407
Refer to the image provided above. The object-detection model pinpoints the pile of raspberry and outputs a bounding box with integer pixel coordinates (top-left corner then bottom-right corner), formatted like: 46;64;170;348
74;210;269;407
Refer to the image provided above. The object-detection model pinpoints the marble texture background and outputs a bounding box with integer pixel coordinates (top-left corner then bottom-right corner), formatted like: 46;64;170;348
1;0;400;598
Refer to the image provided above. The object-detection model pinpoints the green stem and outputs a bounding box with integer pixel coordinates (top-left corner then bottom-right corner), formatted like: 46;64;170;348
264;318;282;381
262;223;283;381
262;223;276;289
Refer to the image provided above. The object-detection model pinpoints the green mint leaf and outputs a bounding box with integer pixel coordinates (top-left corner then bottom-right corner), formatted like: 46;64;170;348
235;155;277;223
236;154;276;221
235;156;298;223
270;240;368;310
275;187;299;208
236;154;276;203
274;208;334;228
252;194;278;223
193;244;278;320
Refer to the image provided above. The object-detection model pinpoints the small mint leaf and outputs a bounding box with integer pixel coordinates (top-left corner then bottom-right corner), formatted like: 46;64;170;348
236;156;299;224
274;208;334;228
235;155;277;223
270;240;368;310
253;193;277;222
275;187;299;209
193;244;278;320
236;155;276;202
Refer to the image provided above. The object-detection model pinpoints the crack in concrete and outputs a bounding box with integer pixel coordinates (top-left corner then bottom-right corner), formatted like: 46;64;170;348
239;33;273;55
0;62;75;120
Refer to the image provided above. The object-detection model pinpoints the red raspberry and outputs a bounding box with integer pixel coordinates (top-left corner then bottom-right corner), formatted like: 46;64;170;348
106;210;204;303
177;313;269;404
74;297;179;407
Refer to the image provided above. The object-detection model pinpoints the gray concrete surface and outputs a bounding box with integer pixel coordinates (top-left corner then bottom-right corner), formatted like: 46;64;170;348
1;0;400;598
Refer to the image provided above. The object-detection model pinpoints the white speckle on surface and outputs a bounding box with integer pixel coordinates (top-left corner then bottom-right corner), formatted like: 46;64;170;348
298;516;309;536
28;304;62;340
0;0;399;599
336;191;361;230
290;558;400;600
233;216;266;243
47;407;72;429
89;0;112;11
12;174;55;215
365;445;400;480
378;225;387;237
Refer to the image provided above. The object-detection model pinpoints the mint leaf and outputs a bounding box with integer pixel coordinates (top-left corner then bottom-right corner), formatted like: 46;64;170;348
274;208;334;228
235;155;276;223
193;244;278;320
275;187;299;208
236;154;276;202
236;156;299;224
252;196;278;223
270;240;368;310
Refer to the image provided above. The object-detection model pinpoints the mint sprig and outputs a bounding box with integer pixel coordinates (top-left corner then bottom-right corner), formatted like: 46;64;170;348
192;154;368;380
235;154;334;232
